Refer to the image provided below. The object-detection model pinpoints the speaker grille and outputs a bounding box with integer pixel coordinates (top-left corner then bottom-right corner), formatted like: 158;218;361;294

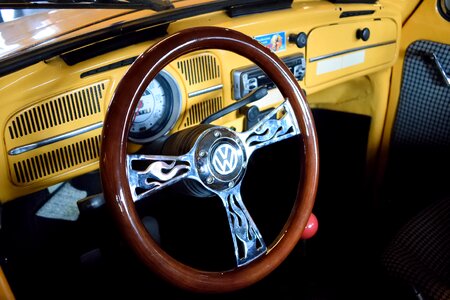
7;82;106;140
176;53;221;86
183;96;223;127
12;135;101;184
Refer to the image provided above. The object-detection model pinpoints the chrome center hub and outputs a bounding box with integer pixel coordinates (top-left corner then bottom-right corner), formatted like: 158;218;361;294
195;127;246;191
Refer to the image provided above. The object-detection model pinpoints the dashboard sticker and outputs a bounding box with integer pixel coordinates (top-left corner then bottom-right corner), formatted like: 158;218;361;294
254;31;286;53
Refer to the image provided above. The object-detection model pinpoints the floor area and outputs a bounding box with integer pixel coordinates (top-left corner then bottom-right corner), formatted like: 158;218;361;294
0;109;422;299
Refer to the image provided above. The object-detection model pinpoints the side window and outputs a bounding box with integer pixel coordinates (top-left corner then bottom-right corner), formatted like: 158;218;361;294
438;0;450;21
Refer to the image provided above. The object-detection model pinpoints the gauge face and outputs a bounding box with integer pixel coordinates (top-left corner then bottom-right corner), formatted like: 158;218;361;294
130;80;167;134
128;71;182;143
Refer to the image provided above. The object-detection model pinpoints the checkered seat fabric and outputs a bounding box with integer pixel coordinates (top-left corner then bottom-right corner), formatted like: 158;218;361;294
382;197;450;300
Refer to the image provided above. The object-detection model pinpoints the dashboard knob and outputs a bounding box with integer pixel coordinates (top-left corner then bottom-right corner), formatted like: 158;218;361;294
289;32;307;48
301;213;318;240
356;28;370;41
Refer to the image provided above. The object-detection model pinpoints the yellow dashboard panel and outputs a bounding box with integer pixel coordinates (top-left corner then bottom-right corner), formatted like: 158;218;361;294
306;17;398;87
0;1;402;202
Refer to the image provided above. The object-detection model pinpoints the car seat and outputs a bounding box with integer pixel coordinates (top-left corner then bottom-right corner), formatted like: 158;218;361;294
381;196;450;299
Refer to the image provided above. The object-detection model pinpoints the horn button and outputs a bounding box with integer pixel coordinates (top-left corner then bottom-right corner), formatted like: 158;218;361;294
195;127;246;191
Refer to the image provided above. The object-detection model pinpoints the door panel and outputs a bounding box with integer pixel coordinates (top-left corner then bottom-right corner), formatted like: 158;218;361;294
378;0;450;217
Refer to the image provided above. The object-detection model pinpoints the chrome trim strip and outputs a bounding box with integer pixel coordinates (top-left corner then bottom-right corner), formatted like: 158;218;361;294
309;40;397;63
8;122;103;156
188;84;223;98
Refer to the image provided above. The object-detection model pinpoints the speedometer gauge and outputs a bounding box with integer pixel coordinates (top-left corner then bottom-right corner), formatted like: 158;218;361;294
128;71;182;143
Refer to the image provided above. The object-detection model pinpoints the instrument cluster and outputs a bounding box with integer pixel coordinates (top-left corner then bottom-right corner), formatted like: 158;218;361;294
128;70;182;143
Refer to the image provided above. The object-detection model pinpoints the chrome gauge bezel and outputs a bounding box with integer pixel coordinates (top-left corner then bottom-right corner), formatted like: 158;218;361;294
128;70;182;144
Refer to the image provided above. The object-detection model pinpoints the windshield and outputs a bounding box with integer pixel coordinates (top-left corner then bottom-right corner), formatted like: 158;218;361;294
0;0;296;76
0;8;142;59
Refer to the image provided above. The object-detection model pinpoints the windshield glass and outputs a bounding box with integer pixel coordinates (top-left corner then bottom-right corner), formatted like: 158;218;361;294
0;8;141;59
0;0;296;76
0;0;232;62
1;8;48;23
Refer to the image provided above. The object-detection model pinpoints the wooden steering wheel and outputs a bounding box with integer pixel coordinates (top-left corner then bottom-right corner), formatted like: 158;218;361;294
100;26;319;293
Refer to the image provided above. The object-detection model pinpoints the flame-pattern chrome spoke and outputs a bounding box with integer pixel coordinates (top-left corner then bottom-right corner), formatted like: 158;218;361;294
238;100;300;158
127;153;195;202
216;184;267;267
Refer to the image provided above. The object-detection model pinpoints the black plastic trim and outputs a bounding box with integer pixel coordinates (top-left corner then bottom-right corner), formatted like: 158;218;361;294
340;10;375;18
62;24;168;66
0;0;173;11
226;0;292;18
80;57;137;78
328;0;377;3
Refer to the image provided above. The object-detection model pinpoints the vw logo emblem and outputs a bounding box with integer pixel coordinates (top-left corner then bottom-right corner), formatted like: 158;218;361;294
211;144;239;175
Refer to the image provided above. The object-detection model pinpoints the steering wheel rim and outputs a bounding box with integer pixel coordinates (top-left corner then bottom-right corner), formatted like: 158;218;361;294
100;26;319;293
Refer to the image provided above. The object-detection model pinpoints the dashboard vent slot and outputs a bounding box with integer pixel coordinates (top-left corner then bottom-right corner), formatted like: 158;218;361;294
177;54;221;86
184;96;223;127
7;82;106;140
12;135;101;184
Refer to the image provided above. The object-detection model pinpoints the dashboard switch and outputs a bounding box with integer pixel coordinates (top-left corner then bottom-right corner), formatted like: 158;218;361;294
288;32;307;48
356;28;370;41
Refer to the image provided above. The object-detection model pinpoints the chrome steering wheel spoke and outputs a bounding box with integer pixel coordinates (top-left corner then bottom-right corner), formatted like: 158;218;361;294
238;100;300;158
215;183;267;267
127;153;195;202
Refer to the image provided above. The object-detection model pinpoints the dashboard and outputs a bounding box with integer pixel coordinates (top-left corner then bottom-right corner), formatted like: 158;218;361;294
0;1;401;202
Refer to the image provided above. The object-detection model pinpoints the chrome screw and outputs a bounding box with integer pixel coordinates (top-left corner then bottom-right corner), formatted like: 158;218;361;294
228;181;235;188
214;131;221;138
199;150;207;158
206;176;214;184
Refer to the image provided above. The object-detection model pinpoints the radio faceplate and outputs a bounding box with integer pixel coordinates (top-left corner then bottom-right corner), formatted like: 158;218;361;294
232;54;305;100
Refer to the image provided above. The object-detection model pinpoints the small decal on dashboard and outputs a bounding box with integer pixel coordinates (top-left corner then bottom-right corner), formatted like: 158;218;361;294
254;31;286;53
